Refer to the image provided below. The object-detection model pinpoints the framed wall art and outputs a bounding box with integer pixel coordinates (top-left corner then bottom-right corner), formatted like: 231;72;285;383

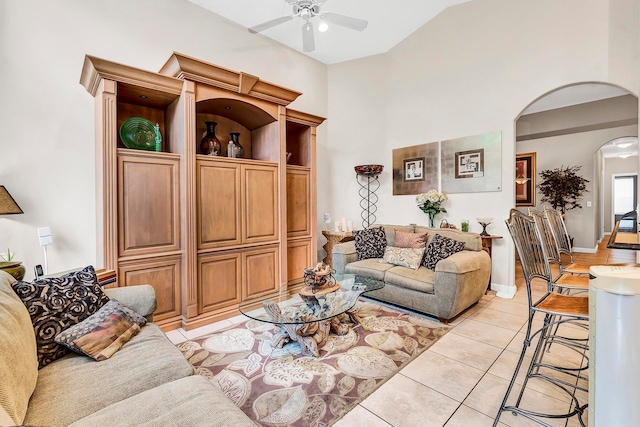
515;152;536;207
455;149;484;179
441;131;502;194
393;143;438;195
403;157;425;182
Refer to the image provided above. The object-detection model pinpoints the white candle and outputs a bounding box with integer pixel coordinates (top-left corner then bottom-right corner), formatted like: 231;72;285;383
346;220;353;231
341;218;347;233
335;221;342;231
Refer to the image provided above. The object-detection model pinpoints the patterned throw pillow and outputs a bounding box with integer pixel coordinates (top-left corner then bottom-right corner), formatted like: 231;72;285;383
55;300;146;361
423;234;466;271
394;230;427;248
353;226;387;260
381;246;426;270
11;266;110;368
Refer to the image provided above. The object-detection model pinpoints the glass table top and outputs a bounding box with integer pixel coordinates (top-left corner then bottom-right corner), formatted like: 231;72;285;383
238;274;384;325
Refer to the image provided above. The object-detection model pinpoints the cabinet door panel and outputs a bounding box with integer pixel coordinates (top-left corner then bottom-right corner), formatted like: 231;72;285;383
198;252;242;313
243;165;278;243
197;160;241;248
287;240;311;284
244;246;279;299
286;169;311;238
118;154;180;257
119;256;181;321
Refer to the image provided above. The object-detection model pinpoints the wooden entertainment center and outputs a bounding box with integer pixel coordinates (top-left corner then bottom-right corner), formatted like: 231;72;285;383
80;53;324;331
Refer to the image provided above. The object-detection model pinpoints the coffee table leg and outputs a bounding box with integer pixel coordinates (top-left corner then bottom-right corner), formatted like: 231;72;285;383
345;307;362;325
272;323;320;357
330;315;351;336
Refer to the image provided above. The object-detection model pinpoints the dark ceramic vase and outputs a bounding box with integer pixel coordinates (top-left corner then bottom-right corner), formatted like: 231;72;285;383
199;121;222;156
0;261;26;281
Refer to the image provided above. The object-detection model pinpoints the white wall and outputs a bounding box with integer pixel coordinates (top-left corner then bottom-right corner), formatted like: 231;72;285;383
0;0;328;279
325;0;640;296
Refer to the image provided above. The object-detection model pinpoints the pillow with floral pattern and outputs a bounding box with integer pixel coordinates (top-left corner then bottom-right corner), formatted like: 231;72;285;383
353;226;387;260
381;246;426;270
11;266;110;368
423;234;466;271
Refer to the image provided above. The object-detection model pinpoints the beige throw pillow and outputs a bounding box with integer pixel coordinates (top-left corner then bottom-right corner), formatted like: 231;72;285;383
0;271;38;425
381;246;426;270
394;230;427;248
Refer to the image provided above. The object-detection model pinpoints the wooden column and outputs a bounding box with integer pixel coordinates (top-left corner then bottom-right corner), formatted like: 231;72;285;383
94;79;118;271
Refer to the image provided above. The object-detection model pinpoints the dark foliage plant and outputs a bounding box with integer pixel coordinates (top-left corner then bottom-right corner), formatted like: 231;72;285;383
537;165;589;215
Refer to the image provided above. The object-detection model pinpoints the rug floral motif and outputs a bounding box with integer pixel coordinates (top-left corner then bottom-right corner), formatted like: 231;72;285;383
177;300;449;427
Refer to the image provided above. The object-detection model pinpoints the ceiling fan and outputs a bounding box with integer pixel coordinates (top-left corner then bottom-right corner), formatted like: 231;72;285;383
248;0;368;52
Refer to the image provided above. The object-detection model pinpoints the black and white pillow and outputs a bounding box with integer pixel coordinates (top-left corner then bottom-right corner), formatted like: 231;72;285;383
354;226;387;260
423;234;466;271
11;266;110;368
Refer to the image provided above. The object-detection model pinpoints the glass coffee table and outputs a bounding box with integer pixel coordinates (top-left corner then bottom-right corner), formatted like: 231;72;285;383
239;274;384;356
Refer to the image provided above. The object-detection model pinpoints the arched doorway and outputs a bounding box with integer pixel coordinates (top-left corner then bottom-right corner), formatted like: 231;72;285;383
513;82;638;287
513;82;640;287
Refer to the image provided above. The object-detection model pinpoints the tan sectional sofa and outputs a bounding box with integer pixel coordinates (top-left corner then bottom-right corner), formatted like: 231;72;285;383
0;270;253;427
332;224;491;322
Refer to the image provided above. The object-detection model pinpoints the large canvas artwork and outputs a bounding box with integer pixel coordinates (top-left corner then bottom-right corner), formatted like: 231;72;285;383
393;143;438;195
441;131;502;194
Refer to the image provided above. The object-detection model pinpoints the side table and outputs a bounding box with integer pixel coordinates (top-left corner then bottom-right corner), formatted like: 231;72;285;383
481;235;502;293
322;230;355;267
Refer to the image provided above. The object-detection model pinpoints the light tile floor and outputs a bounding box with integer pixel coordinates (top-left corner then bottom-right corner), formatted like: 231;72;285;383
164;241;625;426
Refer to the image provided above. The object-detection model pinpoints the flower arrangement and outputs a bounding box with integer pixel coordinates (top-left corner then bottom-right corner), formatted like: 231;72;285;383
416;190;448;227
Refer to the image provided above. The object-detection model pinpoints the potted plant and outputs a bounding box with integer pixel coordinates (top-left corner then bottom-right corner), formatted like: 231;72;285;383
537;165;589;244
0;248;26;281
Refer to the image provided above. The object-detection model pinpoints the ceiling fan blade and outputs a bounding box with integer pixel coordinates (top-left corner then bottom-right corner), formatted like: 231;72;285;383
249;15;293;34
316;0;330;5
302;21;315;52
322;12;368;31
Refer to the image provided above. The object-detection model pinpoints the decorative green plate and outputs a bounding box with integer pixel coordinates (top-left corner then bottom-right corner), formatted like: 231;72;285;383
119;117;161;151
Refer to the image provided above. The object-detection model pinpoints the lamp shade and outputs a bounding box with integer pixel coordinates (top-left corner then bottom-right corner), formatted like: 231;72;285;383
0;186;23;214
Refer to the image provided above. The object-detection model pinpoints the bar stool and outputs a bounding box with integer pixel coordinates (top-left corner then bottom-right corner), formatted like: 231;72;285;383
544;206;592;275
529;208;589;293
493;209;589;427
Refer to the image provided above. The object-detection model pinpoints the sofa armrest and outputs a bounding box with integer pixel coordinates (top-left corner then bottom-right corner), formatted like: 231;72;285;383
104;285;157;322
332;241;357;274
436;249;489;274
433;250;491;319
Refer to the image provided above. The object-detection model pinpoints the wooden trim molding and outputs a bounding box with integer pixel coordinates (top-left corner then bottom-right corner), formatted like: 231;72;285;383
80;55;183;97
159;52;302;106
286;108;326;126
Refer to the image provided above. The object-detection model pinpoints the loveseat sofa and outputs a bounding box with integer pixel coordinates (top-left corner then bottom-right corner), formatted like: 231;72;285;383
332;224;491;322
0;270;253;427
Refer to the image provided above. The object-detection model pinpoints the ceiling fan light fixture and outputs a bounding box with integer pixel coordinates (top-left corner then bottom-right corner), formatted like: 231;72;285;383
618;153;633;159
318;21;328;32
615;142;633;148
515;174;529;185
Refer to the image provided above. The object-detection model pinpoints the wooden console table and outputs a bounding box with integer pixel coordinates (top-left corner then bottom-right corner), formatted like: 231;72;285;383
322;230;355;267
481;235;502;293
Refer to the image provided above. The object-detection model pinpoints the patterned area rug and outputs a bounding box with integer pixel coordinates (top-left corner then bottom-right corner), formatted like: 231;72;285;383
177;300;449;427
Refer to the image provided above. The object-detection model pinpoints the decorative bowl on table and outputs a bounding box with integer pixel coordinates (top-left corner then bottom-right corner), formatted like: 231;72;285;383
119;117;161;151
354;164;384;176
302;263;337;295
476;217;494;236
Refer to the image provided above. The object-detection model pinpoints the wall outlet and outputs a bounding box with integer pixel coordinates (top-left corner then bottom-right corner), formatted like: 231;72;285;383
586;201;592;208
